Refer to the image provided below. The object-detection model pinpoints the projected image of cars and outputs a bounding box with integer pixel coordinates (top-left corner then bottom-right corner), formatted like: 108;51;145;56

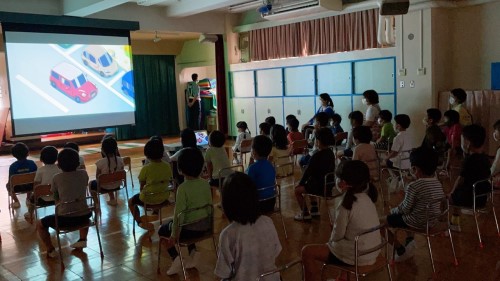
82;46;118;77
121;70;134;98
50;62;98;103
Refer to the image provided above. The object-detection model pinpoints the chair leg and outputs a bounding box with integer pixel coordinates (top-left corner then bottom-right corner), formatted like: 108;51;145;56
473;211;484;248
387;263;393;281
447;229;458;266
212;237;218;255
279;211;288;239
426;235;436;273
94;223;104;259
56;231;64;270
157;238;162;274
178;245;188;280
492;205;500;236
130;170;134;188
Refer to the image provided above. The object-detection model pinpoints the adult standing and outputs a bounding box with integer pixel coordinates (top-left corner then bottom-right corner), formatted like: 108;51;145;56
362;89;381;140
186;73;201;130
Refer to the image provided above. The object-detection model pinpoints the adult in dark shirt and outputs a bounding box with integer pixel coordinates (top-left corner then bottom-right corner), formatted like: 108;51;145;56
294;128;335;221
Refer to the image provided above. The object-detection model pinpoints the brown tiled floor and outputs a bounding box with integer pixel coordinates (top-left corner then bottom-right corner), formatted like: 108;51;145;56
0;138;499;280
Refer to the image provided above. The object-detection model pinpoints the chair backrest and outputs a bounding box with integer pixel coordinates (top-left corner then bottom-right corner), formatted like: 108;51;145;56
218;165;244;190
363;157;381;182
274;156;294;179
10;172;36;190
34;184;52;200
257;184;279;202
424;197;450;232
55;196;95;230
97;170;126;187
142;188;171;207
240;138;253;153
354;224;389;275
324;172;338;198
290;139;308;155
335;132;348;145
257;259;303;281
122;156;132;171
473;178;493;209
175;204;214;240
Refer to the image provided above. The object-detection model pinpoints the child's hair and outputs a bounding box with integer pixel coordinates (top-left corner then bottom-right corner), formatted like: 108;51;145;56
178;147;204;177
222;172;260;225
394;114;411;129
494;120;500;131
102;137;119;172
58;148;80;172
102;134;116;142
286;114;297;123
236;121;249;132
426;108;442;123
352;126;372;144
180;128;197;148
379;110;392;122
64;142;80;152
315;127;335;147
11;142;29;160
315;112;329;127
251;135;273;158
191;73;198;81
265;116;276;126
288;118;299;132
259;122;271;136
443;110;460;125
319;93;334;107
144;139;164;160
363;90;379;104
331;113;342;124
336;160;378;210
348;111;364;126
40;146;58;165
462;124;486;148
410;147;438;176
150;135;164;144
451;88;467;104
271;124;288;150
209;130;225;148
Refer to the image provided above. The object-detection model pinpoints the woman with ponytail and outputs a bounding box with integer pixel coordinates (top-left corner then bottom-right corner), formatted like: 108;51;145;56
301;160;381;281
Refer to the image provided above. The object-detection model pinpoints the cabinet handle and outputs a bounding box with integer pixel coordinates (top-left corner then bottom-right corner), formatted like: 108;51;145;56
297;110;301;115
241;109;244;114
267;109;271;114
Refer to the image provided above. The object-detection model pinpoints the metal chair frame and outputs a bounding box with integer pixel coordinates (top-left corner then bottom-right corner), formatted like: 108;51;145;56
132;188;171;238
122;156;134;188
304;171;343;224
257;259;303;281
90;170;128;213
30;184;54;223
8;172;36;210
258;184;288;239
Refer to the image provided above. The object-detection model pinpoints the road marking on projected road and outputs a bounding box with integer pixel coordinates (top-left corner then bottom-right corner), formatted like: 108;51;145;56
16;75;69;113
107;70;125;87
48;44;135;108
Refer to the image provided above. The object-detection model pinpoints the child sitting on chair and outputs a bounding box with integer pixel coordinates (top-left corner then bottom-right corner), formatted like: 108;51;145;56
128;139;172;230
301;160;380;281
215;172;282;281
300;112;330;167
386;114;412;170
25;146;60;222
269;125;291;177
7;142;38;209
158;148;212;275
337;111;363;158
246;135;276;213
294;128;335;221
287;118;304;150
352;126;378;180
64;142;85;169
385;147;444;262
37;148;91;257
205;130;231;188
144;135;171;165
90;137;124;206
448;124;491;232
421;108;447;154
232;121;252;165
374;110;396;150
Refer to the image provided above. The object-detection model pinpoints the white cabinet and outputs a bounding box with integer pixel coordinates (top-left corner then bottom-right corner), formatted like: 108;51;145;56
332;96;354;131
354;59;395;94
232;98;256;136
232;71;255;98
256;68;283;97
255;98;284;134
317;62;352;95
284;66;315;96
283;97;316;127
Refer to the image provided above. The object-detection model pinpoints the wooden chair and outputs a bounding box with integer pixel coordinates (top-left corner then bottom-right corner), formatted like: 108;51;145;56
157;204;217;279
451;178;498;248
258;184;288;239
289;139;308;164
122;156;134;188
303;171;343;224
321;224;393;281
391;197;458;273
55;196;103;270
132;188;171;238
257;259;303;280
333;132;348;154
381;149;413;201
30;184;54;223
8;172;36;210
274;156;295;186
90;170;128;212
235;138;253;167
217;165;245;192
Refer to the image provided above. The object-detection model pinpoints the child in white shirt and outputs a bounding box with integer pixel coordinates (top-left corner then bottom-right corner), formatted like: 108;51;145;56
386;114;413;170
205;130;231;188
301;160;380;281
232;121;251;164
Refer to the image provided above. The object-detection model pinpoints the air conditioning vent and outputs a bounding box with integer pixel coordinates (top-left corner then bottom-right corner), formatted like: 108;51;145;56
262;0;342;21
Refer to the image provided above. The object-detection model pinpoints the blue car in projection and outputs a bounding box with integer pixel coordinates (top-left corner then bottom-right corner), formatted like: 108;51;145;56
121;70;134;98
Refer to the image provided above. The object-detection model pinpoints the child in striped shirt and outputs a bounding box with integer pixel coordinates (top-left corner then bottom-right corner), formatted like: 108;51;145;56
385;146;444;262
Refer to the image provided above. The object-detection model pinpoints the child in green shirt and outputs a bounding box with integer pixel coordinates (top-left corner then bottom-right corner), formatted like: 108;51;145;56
374;110;396;150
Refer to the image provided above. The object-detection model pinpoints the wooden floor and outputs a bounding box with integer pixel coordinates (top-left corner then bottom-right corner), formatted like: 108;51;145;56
0;137;499;281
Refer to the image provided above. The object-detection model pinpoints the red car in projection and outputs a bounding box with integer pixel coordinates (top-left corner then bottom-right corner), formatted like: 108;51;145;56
50;62;98;103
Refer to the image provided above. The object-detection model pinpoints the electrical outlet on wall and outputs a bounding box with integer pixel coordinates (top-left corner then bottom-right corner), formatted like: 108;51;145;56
410;80;415;88
400;81;405;88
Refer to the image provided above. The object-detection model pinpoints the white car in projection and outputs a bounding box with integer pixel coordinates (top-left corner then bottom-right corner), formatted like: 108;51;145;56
81;46;118;77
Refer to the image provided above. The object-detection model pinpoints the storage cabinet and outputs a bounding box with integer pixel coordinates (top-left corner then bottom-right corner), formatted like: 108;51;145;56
283;97;316;128
231;98;256;136
255;98;284;133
